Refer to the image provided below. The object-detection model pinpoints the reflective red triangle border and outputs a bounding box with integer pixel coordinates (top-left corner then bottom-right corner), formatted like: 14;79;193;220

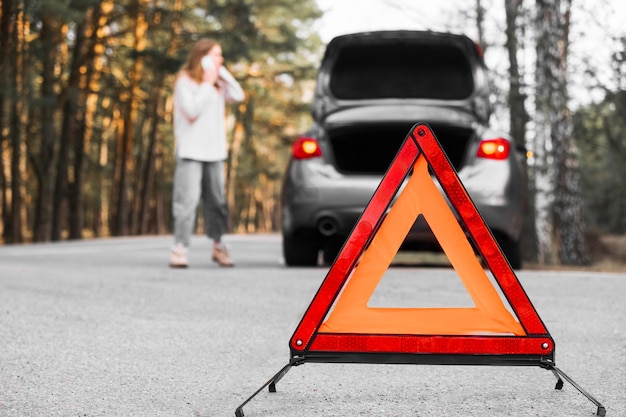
289;123;554;365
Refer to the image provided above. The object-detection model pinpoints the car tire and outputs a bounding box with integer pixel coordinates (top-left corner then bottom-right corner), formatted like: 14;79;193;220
322;237;345;265
492;231;522;270
283;234;319;266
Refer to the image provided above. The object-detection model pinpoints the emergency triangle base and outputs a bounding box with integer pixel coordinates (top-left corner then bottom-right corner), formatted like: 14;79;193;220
289;123;554;366
235;123;606;417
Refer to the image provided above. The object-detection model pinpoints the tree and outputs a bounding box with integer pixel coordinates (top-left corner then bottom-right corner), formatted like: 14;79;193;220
504;0;536;262
0;0;323;243
31;12;58;242
573;37;626;235
534;0;589;265
136;0;184;235
0;0;15;241
4;0;27;243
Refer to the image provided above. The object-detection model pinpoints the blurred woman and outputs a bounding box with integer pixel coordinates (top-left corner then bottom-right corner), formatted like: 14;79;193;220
169;38;245;268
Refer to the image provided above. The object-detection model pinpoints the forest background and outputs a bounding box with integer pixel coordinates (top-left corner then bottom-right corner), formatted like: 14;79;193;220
0;0;624;268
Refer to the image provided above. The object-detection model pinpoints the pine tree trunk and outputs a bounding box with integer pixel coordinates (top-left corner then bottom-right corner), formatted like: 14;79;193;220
226;101;249;233
137;0;183;235
33;14;62;242
534;0;589;265
52;8;96;241
52;98;74;241
7;2;27;243
67;27;87;240
505;0;536;263
86;0;114;238
114;0;148;236
68;5;103;240
0;0;15;241
551;1;590;265
534;0;558;264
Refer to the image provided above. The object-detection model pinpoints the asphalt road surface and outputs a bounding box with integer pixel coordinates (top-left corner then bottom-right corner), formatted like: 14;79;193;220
1;234;624;417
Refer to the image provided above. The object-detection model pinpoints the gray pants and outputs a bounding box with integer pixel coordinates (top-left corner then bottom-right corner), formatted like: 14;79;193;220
172;158;228;247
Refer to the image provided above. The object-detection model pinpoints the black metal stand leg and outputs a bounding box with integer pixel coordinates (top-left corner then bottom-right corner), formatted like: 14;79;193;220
268;360;296;392
546;364;606;416
549;368;564;390
235;358;302;417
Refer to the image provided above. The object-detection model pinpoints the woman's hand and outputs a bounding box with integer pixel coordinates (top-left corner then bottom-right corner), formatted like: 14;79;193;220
201;55;219;85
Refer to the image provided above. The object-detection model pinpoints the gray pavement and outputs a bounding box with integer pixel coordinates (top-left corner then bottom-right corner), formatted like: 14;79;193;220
0;234;624;417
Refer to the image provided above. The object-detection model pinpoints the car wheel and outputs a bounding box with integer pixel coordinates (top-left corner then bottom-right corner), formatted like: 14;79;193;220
322;237;346;265
283;234;319;266
492;230;522;270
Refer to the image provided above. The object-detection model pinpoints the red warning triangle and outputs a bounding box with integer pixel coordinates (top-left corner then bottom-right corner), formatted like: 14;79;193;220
289;123;554;364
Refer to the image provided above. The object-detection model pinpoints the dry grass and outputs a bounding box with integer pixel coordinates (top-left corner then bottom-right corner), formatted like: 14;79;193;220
581;233;626;272
525;233;626;272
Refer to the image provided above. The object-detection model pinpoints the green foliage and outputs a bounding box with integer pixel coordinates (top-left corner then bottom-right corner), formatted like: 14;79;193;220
572;37;626;234
573;89;626;233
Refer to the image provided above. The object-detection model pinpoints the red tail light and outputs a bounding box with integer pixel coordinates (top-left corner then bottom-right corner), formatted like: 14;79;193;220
474;42;484;58
477;138;510;160
293;137;322;160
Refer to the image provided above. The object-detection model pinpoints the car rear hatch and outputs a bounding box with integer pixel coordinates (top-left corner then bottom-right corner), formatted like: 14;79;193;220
312;30;490;124
313;30;488;176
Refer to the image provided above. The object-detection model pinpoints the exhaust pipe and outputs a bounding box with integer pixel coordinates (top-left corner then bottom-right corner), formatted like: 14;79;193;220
318;217;339;237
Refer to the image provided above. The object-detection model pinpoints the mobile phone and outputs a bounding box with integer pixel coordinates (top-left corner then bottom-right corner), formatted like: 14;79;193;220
201;56;214;71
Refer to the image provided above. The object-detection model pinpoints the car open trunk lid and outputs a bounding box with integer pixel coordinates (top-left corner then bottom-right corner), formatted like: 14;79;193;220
312;30;491;123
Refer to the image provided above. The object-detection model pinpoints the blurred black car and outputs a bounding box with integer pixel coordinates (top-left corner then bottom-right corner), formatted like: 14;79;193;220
281;31;526;268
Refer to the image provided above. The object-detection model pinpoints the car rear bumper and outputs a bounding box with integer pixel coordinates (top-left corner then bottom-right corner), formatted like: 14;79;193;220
282;162;524;243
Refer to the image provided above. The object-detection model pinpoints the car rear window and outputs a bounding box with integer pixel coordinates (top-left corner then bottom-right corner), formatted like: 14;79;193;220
329;42;474;100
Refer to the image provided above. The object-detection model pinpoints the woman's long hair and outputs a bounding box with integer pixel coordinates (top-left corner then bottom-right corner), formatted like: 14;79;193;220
179;38;219;83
